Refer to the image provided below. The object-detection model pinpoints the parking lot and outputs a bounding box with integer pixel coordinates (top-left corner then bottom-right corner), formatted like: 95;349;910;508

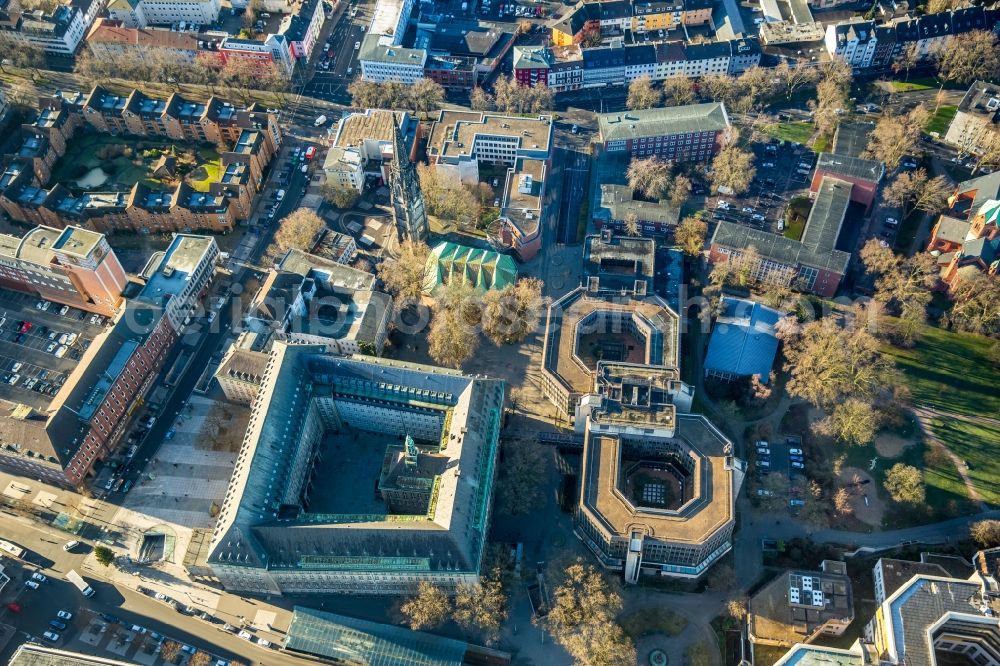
0;291;109;410
710;140;816;235
753;436;809;510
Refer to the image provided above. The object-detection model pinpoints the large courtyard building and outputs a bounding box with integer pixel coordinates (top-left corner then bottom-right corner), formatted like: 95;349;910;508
0;89;280;234
204;343;504;595
541;233;743;582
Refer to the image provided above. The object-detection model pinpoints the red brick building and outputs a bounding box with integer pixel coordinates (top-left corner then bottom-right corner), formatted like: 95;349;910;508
709;177;853;298
810;153;884;213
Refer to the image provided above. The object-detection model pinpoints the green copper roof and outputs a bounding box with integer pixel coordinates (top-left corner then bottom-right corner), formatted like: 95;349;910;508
425;241;518;292
980;199;1000;225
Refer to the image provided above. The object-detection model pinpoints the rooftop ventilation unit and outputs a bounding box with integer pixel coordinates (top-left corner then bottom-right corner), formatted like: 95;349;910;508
789;587;801;604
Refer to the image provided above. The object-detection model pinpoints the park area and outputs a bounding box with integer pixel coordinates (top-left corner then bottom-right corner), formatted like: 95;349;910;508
50;132;222;193
876;324;1000;520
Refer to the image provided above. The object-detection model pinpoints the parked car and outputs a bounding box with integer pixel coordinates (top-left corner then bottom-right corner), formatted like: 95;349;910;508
56;610;73;620
791;461;805;469
31;573;47;583
49;620;67;631
238;630;254;640
42;631;59;642
789;499;805;508
25;581;40;590
58;305;69;316
756;489;773;497
788;448;803;455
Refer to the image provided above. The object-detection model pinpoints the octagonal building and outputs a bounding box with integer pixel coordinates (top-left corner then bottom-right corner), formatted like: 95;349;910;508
541;233;744;582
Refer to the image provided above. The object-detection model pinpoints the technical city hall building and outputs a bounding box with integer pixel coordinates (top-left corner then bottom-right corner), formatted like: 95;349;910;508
541;233;744;581
204;342;504;595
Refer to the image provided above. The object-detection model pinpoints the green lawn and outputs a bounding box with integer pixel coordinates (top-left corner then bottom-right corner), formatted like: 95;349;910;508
813;135;831;153
931;418;1000;505
784;218;805;240
783;196;811;241
765;121;815;145
189;160;222;192
882;324;1000;418
889;79;935;92
926;105;958;135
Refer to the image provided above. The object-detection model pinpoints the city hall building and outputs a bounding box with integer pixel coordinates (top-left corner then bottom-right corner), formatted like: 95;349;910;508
204;343;504;595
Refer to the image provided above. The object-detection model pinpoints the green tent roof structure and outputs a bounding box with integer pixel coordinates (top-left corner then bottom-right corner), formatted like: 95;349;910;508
425;241;518;292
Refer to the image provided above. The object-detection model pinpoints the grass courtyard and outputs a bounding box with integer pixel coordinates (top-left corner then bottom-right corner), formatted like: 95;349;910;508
50;132;222;193
926;105;958;136
765;121;815;145
783;196;812;241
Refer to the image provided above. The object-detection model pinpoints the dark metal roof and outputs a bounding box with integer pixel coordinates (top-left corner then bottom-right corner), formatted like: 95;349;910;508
816;152;885;184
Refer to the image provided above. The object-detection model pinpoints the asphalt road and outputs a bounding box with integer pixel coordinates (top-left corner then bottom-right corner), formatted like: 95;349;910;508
302;0;372;104
0;513;288;665
555;147;590;244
